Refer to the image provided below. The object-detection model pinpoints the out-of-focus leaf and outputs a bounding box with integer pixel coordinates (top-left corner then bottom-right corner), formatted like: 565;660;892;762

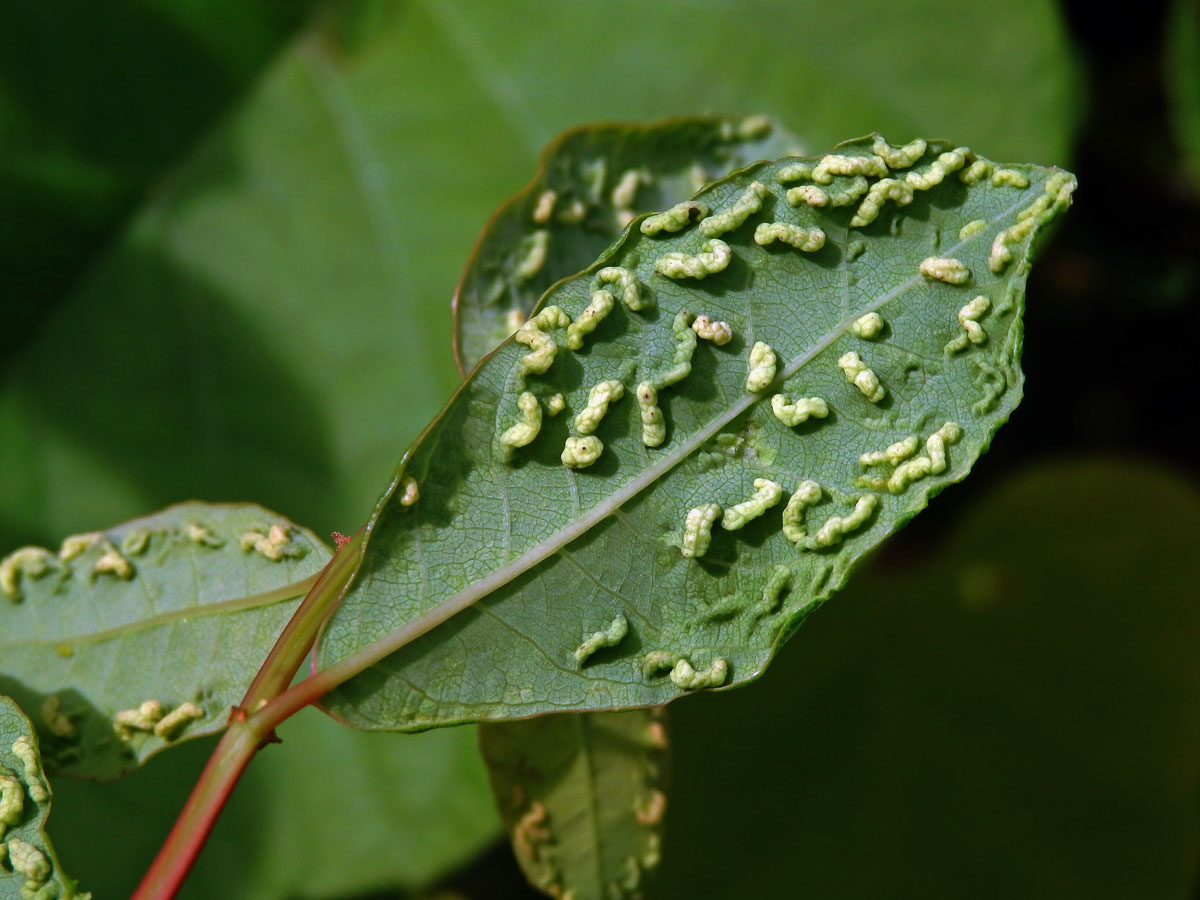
0;696;88;899
655;458;1200;898
0;0;316;323
0;503;328;780
317;138;1075;728
453;115;803;373
1167;0;1200;190
480;709;668;900
48;709;498;900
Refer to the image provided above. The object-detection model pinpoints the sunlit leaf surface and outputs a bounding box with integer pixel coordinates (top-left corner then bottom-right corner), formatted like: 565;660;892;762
318;137;1075;729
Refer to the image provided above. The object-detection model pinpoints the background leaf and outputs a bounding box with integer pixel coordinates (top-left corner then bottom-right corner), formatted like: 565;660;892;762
453;115;803;373
1166;0;1200;191
318;139;1074;728
479;709;668;900
0;696;86;899
0;502;328;779
0;0;316;332
655;458;1200;899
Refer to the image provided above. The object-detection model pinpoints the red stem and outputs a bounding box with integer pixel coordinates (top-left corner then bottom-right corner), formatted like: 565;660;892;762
131;532;364;900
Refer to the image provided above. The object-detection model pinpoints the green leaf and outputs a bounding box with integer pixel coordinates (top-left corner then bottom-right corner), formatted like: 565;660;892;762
317;137;1076;729
0;503;329;780
0;0;316;322
47;709;497;900
655;458;1200;898
1167;0;1200;191
453;115;803;373
0;696;88;900
479;709;668;900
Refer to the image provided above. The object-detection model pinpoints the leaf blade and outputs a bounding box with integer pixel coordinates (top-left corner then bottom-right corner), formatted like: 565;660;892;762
480;709;668;900
0;503;330;779
317;135;1075;730
0;696;88;899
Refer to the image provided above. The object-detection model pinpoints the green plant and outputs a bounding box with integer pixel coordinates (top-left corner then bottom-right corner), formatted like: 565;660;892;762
23;3;1200;899
1;107;1075;899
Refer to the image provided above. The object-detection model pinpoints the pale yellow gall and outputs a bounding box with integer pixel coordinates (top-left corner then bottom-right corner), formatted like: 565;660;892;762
770;394;828;426
919;257;971;285
654;239;732;280
681;502;722;558
745;342;777;392
754;222;825;252
499;391;543;451
850;312;884;339
781;480;822;544
691;315;733;345
837;351;885;402
561;435;603;468
699;181;768;237
721;478;783;530
574;613;628;665
640;201;710;236
574;380;624;435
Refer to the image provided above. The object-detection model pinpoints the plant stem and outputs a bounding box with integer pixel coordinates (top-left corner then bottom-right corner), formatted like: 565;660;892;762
241;531;365;710
132;532;364;900
129;719;260;900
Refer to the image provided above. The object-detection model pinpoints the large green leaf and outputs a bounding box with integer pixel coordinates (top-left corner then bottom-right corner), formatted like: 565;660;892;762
453;115;803;373
0;503;329;780
656;458;1200;898
0;696;87;899
48;709;497;900
480;709;668;900
317;137;1075;728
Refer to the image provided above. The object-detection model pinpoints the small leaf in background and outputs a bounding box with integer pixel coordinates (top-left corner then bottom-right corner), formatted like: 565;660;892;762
0;503;329;779
317;138;1075;728
0;696;88;899
1166;0;1200;192
47;709;498;900
656;458;1200;898
453;115;803;373
480;709;668;900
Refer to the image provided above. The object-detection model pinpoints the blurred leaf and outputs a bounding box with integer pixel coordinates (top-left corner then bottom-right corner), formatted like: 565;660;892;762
454;115;804;373
1167;0;1200;190
656;458;1200;899
480;709;668;900
48;709;498;900
0;503;329;780
0;696;87;899
0;0;317;323
415;0;1077;165
318;139;1075;728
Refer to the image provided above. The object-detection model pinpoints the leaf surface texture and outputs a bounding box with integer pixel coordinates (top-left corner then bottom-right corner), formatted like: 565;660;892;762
317;137;1076;729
